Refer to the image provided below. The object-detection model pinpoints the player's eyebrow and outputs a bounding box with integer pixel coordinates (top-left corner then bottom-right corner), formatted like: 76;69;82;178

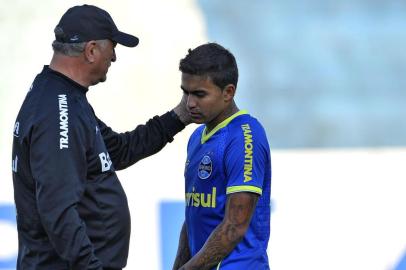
180;85;206;94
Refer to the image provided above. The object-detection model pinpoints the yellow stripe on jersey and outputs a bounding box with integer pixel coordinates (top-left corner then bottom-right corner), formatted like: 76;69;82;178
226;185;262;195
201;110;248;144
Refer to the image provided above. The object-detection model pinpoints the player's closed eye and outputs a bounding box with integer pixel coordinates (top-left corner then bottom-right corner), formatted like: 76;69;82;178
192;91;206;98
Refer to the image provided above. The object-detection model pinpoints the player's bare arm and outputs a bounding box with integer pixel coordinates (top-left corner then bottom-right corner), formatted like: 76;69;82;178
178;192;259;270
172;222;191;270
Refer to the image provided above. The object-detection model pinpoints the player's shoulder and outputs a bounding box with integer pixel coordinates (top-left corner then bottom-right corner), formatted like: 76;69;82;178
226;112;271;159
192;125;205;136
188;125;205;144
229;112;267;137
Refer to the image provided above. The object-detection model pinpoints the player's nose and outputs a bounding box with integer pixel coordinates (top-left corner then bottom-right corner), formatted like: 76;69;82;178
186;94;196;109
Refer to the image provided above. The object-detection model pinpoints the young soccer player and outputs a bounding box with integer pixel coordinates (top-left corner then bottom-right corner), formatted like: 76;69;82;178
173;43;272;270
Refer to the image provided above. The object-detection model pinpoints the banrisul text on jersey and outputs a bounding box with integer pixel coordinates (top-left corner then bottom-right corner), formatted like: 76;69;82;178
185;187;217;208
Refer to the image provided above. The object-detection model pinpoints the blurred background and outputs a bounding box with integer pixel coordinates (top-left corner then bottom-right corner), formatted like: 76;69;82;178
0;0;405;269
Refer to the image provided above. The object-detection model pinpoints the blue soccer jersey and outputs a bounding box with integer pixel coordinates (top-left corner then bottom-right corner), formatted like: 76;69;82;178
184;110;271;270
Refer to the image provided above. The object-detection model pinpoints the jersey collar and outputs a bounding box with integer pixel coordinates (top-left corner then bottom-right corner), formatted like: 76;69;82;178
201;110;248;144
44;65;89;94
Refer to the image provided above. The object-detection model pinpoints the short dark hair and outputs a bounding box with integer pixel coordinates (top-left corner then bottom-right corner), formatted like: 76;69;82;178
179;43;238;90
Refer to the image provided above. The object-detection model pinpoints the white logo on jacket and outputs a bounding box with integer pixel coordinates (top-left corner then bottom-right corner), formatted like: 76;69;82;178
99;152;112;172
13;122;20;137
12;155;18;173
58;94;69;149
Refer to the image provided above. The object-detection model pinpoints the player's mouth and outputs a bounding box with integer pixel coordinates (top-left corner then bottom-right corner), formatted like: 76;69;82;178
189;112;202;119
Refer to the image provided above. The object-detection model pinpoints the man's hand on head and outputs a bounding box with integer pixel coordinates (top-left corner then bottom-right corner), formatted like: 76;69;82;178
173;94;192;125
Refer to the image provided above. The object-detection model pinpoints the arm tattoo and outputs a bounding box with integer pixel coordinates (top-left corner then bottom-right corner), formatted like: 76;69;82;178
180;193;259;270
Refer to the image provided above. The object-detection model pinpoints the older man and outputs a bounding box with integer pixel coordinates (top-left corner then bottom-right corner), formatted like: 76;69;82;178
12;5;190;270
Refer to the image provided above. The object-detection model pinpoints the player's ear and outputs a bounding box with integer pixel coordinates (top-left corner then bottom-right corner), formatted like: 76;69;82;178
222;84;236;102
84;40;98;63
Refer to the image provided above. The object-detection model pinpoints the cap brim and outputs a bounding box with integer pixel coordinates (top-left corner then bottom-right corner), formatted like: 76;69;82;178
112;31;139;47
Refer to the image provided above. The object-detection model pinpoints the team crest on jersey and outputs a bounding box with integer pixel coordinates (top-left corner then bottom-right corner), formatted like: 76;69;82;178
198;155;212;179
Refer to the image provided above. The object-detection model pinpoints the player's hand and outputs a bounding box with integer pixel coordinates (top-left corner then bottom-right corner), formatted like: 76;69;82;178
173;94;192;125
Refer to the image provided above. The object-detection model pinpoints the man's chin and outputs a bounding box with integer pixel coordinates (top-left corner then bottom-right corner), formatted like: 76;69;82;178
99;76;107;83
90;76;107;86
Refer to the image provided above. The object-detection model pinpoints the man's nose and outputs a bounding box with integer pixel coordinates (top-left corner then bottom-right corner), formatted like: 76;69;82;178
111;49;116;62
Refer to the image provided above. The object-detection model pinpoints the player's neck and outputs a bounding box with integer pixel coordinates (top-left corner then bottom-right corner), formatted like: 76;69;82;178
205;102;239;133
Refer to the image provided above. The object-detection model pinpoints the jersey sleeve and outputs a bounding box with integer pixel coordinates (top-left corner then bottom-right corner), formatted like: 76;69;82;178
30;95;102;269
95;110;185;170
224;122;268;195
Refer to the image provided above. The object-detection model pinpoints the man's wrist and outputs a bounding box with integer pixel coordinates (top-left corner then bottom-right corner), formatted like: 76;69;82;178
172;107;191;125
170;110;182;123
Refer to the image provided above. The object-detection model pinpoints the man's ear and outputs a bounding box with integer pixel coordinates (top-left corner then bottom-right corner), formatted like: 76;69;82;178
84;41;98;63
223;84;236;102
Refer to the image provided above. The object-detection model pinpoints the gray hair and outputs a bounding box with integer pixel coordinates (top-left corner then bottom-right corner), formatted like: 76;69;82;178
52;39;111;57
52;40;86;56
